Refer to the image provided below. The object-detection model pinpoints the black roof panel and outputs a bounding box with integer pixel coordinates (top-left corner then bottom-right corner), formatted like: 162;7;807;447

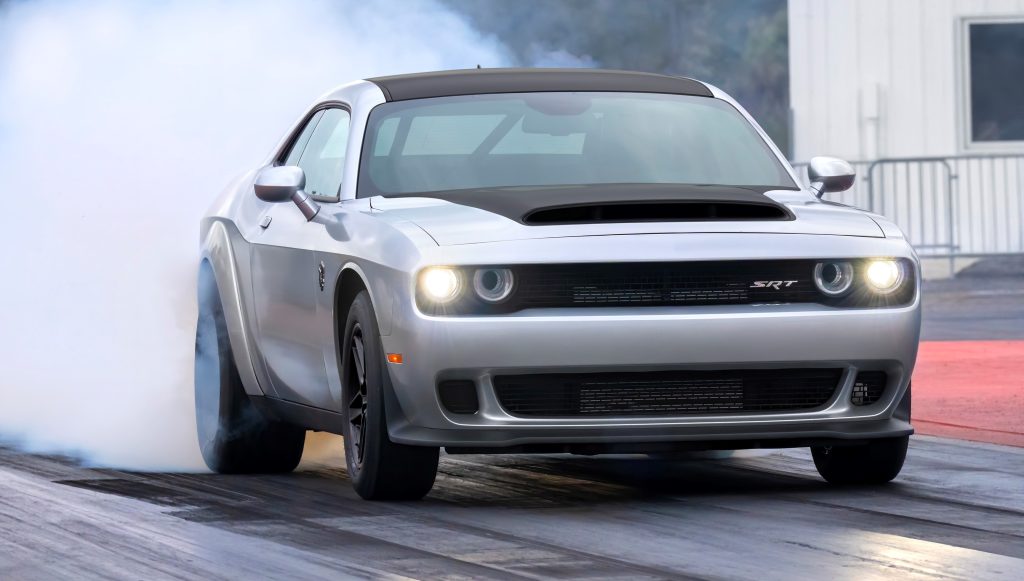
367;68;713;101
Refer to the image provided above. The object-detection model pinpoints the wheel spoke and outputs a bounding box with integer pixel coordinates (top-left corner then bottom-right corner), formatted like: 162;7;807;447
351;334;366;386
345;325;369;465
358;404;368;458
348;406;363;452
348;391;363;410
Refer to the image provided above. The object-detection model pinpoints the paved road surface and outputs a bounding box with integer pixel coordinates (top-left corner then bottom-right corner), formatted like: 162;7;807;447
922;254;1024;341
2;436;1023;580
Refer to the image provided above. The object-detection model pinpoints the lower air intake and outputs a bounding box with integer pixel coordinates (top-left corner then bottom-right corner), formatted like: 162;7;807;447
438;380;480;414
493;368;843;418
851;371;887;406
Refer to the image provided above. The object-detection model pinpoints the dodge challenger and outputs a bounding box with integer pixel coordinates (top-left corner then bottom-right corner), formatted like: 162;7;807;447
195;68;919;500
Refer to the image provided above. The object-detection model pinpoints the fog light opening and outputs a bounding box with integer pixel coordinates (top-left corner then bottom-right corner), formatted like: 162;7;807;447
438;380;480;414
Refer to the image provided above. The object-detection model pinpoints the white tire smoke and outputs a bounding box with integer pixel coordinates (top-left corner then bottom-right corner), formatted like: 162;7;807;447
0;0;508;470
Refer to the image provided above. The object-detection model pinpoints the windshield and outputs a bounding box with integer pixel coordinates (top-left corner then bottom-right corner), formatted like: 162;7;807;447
357;92;797;196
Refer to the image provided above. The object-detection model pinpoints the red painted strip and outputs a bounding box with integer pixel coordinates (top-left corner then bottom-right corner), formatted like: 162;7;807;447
912;340;1024;447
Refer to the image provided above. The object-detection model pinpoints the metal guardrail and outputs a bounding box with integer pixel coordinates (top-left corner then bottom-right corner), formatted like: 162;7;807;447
792;154;1024;259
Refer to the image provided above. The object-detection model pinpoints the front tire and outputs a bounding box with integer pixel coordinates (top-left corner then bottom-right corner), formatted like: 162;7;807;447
341;291;439;500
194;266;305;473
811;436;909;485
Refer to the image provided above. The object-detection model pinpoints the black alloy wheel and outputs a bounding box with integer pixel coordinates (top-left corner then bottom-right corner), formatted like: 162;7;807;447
340;291;439;500
346;323;369;469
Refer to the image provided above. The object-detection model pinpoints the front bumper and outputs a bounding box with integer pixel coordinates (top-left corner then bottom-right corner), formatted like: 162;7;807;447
380;300;921;448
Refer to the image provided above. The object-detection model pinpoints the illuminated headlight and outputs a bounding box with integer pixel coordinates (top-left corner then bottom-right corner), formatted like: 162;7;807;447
814;261;854;296
865;259;905;294
419;267;461;302
473;268;515;303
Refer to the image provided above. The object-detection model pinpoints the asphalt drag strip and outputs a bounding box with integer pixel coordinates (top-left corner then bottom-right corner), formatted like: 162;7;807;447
1;435;1022;580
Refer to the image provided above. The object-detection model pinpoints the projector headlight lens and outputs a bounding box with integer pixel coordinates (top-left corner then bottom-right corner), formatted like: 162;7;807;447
814;261;854;296
420;267;461;302
473;268;515;303
865;259;904;294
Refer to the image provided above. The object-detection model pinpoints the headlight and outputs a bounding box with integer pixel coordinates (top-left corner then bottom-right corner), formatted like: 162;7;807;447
473;268;515;303
814;261;854;296
419;267;461;302
865;259;905;294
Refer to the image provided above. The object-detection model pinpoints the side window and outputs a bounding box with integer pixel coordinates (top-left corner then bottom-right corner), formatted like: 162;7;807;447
283;110;324;167
297;108;351;199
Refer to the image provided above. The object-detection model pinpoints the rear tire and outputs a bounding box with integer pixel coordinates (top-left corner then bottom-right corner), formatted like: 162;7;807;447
811;436;908;485
194;265;305;473
341;291;439;500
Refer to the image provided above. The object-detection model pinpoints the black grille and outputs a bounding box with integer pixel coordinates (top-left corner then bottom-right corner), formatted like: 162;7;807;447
851;371;887;406
515;261;819;309
494;368;843;417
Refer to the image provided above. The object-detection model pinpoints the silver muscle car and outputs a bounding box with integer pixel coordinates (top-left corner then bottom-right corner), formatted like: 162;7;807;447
195;68;919;500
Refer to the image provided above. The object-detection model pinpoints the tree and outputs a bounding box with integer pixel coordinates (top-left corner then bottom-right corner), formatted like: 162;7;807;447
444;0;791;156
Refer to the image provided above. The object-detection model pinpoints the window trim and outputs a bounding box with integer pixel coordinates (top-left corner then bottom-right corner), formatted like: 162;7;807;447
274;101;352;202
957;16;1024;153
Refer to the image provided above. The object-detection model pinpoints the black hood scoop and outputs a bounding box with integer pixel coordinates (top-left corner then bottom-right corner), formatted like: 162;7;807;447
524;200;789;225
392;184;795;225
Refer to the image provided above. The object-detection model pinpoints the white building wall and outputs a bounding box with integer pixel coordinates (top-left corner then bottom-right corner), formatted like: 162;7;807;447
789;0;1024;162
789;0;1024;261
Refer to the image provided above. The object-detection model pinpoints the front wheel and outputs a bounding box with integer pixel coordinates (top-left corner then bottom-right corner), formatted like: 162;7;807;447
341;291;439;500
811;436;909;485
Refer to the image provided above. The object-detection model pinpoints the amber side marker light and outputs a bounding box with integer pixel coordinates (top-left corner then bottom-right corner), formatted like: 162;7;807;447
387;353;404;364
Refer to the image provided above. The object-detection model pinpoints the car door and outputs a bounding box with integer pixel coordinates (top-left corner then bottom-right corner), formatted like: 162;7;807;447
250;107;351;408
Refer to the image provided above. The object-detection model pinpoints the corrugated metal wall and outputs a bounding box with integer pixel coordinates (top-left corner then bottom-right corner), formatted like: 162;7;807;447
789;0;1024;161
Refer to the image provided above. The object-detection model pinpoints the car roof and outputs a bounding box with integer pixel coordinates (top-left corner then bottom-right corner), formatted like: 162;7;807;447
366;68;713;102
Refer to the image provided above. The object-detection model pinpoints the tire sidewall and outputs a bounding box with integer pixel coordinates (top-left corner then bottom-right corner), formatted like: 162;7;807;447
812;435;909;485
341;292;387;491
195;270;238;469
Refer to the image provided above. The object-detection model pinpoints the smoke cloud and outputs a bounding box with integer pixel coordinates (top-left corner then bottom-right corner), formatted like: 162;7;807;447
0;0;509;470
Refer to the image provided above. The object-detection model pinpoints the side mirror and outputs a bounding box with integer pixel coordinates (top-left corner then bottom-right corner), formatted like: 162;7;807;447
807;156;855;198
254;166;319;221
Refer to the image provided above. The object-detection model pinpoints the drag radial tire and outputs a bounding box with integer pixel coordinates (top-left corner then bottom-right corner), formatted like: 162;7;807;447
811;436;909;485
194;267;305;473
340;291;439;500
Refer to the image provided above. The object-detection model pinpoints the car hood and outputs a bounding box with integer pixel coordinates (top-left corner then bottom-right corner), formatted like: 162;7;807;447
369;188;884;246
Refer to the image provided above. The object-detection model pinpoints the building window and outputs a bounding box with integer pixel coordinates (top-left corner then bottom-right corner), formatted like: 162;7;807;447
963;19;1024;148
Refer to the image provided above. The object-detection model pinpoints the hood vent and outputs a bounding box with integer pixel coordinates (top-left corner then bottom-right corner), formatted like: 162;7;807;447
523;201;792;225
